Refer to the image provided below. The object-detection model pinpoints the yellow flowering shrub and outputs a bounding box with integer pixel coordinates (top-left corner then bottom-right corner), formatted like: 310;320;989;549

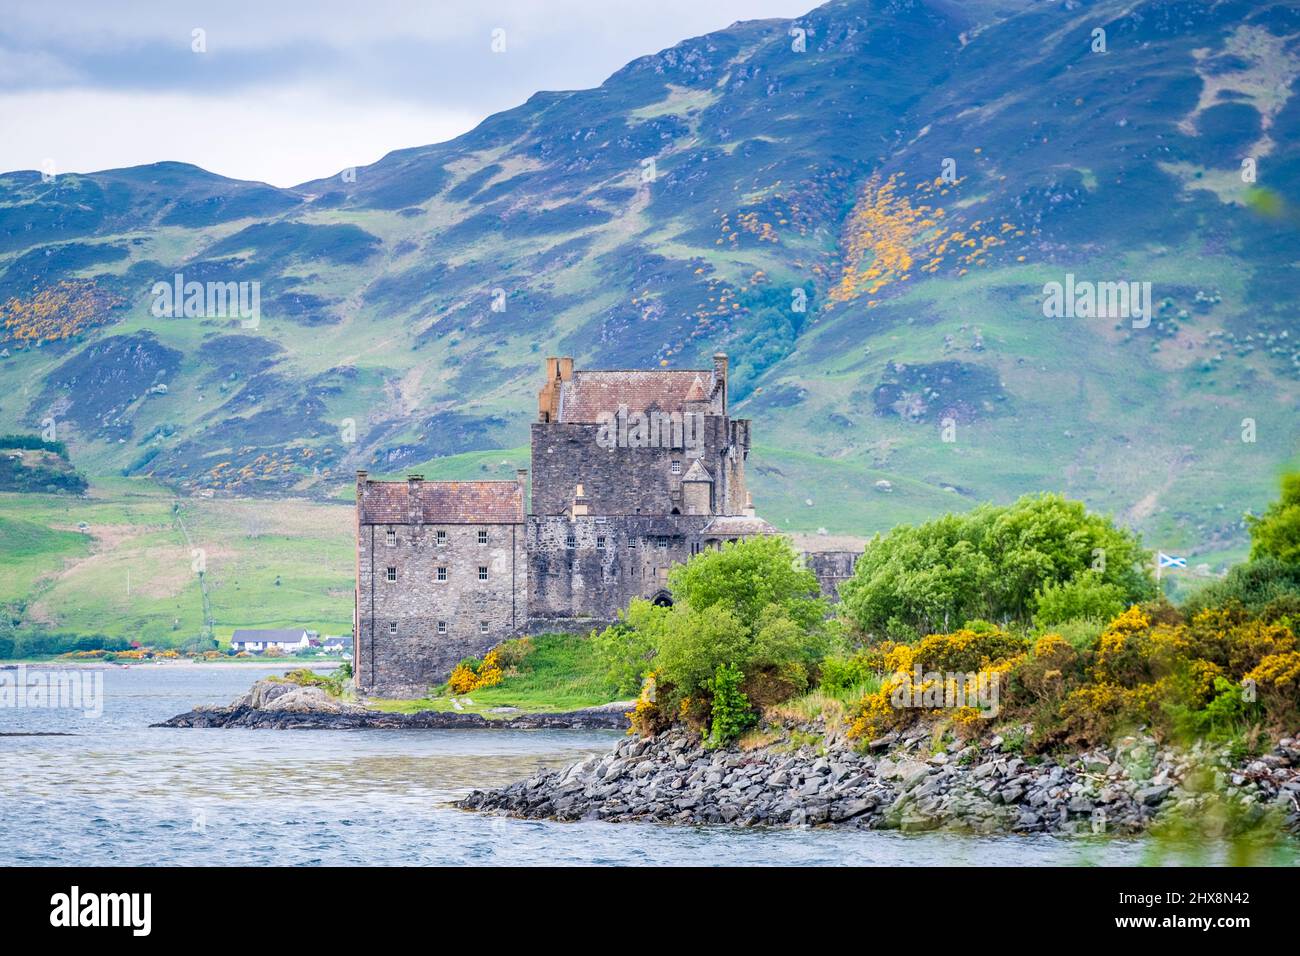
447;651;504;694
951;706;984;741
1245;651;1300;724
846;677;905;741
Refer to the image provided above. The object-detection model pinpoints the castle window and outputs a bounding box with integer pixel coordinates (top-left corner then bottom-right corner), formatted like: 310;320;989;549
596;535;606;551
671;460;682;475
388;622;398;634
656;536;668;549
385;528;396;547
436;529;447;546
478;565;488;581
479;621;489;635
477;529;488;545
436;566;447;582
565;533;576;549
437;621;447;636
386;566;397;582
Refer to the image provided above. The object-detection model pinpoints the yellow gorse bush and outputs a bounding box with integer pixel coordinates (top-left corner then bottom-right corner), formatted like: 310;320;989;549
448;651;504;694
0;280;124;344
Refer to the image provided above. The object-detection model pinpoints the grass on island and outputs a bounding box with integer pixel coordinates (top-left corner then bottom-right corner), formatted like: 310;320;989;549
366;632;627;717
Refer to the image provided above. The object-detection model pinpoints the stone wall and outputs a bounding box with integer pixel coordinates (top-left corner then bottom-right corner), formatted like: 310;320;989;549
355;520;526;696
530;418;739;516
803;550;860;600
526;514;714;625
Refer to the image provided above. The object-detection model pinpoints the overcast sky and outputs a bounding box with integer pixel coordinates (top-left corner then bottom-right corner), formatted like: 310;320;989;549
1;0;813;187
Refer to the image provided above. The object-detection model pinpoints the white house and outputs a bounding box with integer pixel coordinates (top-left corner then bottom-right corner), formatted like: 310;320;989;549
229;629;311;654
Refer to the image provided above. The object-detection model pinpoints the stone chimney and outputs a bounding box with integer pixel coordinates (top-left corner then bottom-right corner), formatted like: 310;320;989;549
407;474;424;526
712;352;728;412
742;492;756;518
571;483;590;517
538;356;575;422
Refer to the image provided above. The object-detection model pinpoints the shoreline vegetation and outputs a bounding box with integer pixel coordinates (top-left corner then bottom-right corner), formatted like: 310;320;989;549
462;481;1300;842
164;477;1300;842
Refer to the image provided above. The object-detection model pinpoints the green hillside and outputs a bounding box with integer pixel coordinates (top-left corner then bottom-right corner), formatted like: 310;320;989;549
1;0;1299;642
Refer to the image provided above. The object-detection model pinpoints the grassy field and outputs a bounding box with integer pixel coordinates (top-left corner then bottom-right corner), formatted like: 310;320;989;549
0;477;352;646
366;632;623;716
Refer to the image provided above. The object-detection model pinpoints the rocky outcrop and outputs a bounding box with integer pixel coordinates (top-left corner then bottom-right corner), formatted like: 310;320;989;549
154;704;629;730
153;677;631;730
459;724;1300;834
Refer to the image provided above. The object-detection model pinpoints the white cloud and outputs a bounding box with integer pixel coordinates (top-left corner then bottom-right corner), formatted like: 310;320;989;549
0;88;481;187
0;0;814;185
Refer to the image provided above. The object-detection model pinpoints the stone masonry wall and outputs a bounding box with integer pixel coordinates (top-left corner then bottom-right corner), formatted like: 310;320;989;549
530;419;732;516
526;514;711;626
356;520;526;696
803;550;860;601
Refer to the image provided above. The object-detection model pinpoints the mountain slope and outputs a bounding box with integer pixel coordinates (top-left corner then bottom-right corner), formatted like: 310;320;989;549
0;0;1298;561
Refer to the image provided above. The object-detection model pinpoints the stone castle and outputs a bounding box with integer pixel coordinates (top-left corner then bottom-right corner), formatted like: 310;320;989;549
354;353;855;696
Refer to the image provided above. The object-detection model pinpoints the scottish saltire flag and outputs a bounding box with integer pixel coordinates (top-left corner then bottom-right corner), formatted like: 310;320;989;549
1157;552;1186;569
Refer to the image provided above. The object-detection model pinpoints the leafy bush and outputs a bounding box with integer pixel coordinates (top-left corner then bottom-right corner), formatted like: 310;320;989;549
1;632;132;658
818;651;878;693
839;602;1298;751
1040;617;1106;653
448;651;504;694
668;534;826;630
597;536;833;725
706;662;755;748
593;607;662;696
493;636;535;670
1032;571;1127;627
840;493;1153;639
1246;471;1300;564
1183;557;1300;618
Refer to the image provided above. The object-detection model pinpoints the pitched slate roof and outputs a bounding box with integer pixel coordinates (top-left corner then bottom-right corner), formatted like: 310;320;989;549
231;628;309;645
556;369;716;423
358;480;524;525
700;515;778;537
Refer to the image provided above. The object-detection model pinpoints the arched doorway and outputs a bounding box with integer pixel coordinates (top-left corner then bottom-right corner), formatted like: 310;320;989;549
650;590;673;608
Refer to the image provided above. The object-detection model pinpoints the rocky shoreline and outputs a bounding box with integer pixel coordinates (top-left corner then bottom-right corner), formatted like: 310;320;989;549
153;705;629;730
153;676;630;731
459;724;1300;835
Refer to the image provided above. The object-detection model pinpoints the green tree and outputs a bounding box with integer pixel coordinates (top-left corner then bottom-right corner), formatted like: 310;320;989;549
840;493;1154;639
594;536;832;705
593;601;668;696
1247;472;1300;564
1032;571;1128;627
667;534;825;631
705;662;755;748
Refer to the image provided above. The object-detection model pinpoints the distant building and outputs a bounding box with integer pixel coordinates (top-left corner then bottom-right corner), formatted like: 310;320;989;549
230;629;311;654
321;636;352;654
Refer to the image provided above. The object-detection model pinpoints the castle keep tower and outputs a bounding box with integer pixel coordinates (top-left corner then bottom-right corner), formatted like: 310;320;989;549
526;353;773;629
